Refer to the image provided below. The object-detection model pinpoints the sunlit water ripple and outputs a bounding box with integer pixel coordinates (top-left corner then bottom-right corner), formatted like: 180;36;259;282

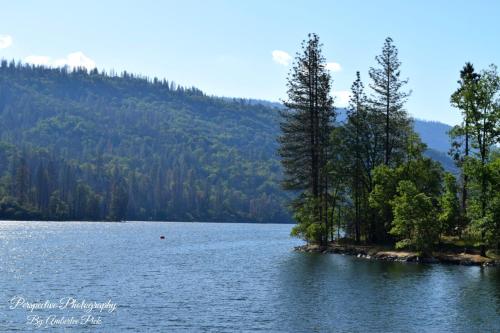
0;221;498;332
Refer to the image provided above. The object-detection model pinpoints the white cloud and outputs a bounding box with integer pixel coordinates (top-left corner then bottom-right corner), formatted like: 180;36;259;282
326;62;342;72
24;51;96;70
333;90;351;107
0;35;13;49
272;50;291;66
53;52;96;70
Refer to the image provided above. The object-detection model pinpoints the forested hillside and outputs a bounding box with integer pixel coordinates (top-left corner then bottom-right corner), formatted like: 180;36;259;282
0;61;289;221
0;61;453;222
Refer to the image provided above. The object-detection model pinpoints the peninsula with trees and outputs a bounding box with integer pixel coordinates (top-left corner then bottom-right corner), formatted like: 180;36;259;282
280;34;500;265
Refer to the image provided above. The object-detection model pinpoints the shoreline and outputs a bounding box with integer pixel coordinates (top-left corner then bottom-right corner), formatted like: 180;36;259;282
0;220;294;225
295;243;499;267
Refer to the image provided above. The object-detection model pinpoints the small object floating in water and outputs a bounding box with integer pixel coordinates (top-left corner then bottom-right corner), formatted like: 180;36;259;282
160;235;165;240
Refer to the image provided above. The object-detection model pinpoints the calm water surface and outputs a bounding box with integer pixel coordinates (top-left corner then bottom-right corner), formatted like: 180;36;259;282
0;221;498;332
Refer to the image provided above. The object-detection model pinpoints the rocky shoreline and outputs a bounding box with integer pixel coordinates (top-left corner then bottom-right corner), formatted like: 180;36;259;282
295;243;499;267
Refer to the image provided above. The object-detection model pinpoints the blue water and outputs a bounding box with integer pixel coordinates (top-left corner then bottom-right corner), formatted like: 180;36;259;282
0;221;498;332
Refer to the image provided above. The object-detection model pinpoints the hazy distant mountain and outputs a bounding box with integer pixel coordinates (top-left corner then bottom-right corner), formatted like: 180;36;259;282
413;119;457;173
413;119;453;153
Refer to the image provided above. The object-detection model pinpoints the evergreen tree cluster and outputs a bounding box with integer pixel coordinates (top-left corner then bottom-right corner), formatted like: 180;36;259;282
280;35;500;254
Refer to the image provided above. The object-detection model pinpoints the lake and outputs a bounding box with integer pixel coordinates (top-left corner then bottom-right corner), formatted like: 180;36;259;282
0;221;498;332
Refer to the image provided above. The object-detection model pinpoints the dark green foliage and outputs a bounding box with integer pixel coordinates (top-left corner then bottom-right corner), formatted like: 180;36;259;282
368;134;444;242
280;34;335;243
483;154;500;247
450;63;500;251
290;197;325;243
438;173;461;236
0;196;40;220
449;62;481;220
107;169;128;221
342;71;375;242
0;62;290;222
390;180;439;254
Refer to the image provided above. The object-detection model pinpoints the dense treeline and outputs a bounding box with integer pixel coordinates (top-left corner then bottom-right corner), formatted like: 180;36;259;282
0;61;289;222
449;63;500;254
280;34;499;254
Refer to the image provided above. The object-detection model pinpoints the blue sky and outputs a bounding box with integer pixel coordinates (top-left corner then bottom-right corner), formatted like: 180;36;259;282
1;0;499;125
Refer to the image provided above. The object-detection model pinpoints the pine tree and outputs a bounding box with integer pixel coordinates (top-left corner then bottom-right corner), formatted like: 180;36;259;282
344;72;369;242
368;37;411;166
450;62;480;221
279;33;335;244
